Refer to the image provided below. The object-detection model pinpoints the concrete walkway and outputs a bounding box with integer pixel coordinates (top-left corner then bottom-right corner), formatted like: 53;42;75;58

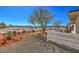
47;30;79;52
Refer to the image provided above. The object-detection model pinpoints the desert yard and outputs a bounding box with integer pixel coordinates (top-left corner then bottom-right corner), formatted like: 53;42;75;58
0;28;79;53
0;31;71;53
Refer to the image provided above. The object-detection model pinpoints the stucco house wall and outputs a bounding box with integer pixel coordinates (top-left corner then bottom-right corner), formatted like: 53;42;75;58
68;10;79;33
76;16;79;33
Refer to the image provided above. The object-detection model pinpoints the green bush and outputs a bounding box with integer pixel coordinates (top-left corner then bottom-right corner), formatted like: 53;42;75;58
3;31;13;37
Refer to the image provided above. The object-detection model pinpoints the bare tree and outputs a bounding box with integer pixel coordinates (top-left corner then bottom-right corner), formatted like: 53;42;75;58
29;8;53;33
53;20;62;30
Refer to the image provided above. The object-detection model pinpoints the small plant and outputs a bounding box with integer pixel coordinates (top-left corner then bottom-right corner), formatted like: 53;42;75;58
12;31;17;36
3;31;13;40
3;31;13;37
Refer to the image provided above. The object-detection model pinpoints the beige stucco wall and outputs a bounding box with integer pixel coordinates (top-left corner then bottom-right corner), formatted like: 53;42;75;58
76;16;79;33
68;11;79;33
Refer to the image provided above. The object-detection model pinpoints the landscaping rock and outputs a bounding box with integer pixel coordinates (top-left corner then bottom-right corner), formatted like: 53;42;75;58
0;35;6;46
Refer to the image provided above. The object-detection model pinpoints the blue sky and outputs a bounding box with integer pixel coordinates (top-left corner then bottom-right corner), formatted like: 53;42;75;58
0;6;79;26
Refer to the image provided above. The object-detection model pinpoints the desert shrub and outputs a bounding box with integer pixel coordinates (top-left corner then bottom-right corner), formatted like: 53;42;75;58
22;30;26;33
57;30;65;33
3;31;13;41
12;31;16;34
3;31;13;37
39;30;42;32
31;29;35;32
60;30;62;32
17;32;20;35
12;31;17;36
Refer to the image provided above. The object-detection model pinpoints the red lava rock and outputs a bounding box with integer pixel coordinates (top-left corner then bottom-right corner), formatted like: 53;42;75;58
6;36;12;40
3;36;12;44
12;35;22;42
0;31;25;46
0;35;6;46
17;32;20;35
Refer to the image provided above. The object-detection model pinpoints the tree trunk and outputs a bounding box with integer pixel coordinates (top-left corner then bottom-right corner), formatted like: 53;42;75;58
42;27;46;33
